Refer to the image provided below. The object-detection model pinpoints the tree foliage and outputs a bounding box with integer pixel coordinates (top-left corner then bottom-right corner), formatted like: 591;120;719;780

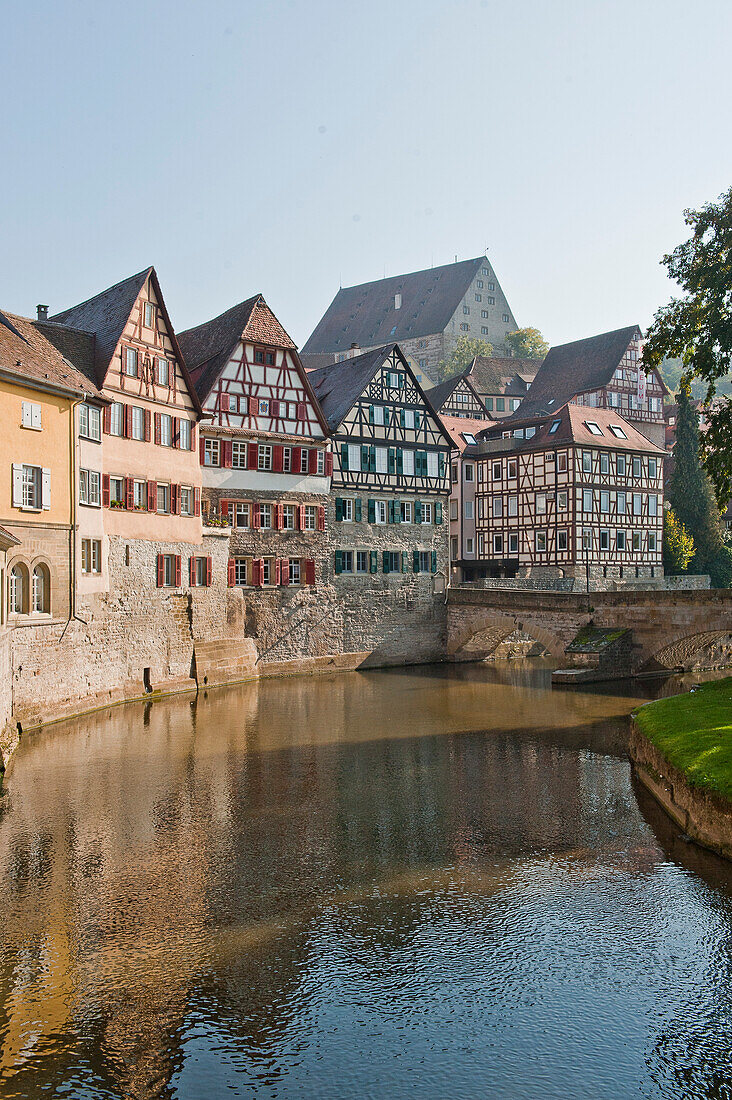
505;327;549;360
642;186;732;504
662;508;695;574
436;335;492;382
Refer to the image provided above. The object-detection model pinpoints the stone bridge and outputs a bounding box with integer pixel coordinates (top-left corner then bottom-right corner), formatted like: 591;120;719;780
447;587;732;673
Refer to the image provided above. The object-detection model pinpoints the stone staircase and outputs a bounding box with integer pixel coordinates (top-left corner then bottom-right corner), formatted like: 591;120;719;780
193;638;258;687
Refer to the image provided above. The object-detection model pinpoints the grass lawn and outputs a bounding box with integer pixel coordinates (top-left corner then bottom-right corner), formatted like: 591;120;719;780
635;678;732;800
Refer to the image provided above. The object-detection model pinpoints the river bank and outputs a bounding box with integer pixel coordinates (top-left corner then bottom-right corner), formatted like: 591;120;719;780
630;677;732;860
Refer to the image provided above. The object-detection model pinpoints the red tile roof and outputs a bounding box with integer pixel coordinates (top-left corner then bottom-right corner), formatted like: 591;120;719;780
0;310;104;399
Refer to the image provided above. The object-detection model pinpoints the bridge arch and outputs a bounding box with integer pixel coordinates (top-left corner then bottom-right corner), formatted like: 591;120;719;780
642;629;732;672
448;609;568;661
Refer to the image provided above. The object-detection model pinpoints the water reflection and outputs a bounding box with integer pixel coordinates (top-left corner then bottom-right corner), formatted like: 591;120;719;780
1;662;731;1098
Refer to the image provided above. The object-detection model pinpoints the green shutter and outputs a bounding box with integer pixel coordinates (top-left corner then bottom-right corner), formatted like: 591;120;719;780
415;500;422;523
368;498;376;523
370;550;378;574
369;446;376;473
413;550;420;573
400;409;406;429
388;500;395;524
335;550;343;575
438;452;445;477
369;404;375;424
396;449;403;475
341;443;349;471
335;497;343;521
382;551;390;574
399;372;405;389
401;551;408;573
355;498;362;522
415;411;421;430
361;445;370;471
388;448;396;474
394;501;401;524
430;550;437;574
435;501;443;524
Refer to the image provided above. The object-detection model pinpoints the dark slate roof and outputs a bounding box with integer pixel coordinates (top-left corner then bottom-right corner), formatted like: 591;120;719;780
35;321;98;390
49;268;151;383
302;256;486;354
0;311;104;398
425;372;488;416
301;351;342;372
513;326;640;419
467;355;542;395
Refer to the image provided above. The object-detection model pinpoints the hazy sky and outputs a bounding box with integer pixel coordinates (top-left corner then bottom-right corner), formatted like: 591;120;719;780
2;0;731;349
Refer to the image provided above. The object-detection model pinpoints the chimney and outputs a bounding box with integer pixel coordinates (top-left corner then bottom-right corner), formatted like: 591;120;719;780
37;304;48;321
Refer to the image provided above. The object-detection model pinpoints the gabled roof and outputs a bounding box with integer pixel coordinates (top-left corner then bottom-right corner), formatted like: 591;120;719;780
467;355;542;395
473;402;665;456
513;326;641;420
425;372;490;417
178;294;328;435
0;310;104;399
307;342;453;445
440;415;496;452
302;256;487;354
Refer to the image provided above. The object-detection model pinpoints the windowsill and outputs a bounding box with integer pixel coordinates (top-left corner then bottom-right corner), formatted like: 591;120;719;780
20;425;42;432
79;502;101;509
79;435;102;444
18;506;43;513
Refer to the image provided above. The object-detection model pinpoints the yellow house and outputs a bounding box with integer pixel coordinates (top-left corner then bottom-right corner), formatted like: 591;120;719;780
0;310;105;623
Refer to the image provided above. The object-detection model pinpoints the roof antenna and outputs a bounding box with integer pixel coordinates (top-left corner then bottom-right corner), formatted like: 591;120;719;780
454;254;457;263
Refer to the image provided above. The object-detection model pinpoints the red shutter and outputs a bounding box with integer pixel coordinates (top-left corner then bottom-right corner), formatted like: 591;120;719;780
297;402;306;421
252;503;261;529
291;447;301;473
273;445;284;473
189;556;196;586
206;557;212;587
199;436;206;465
317;505;325;531
248;396;257;416
220;392;230;412
247;442;258;469
144;409;151;442
172;417;180;449
123;404;132;439
275;502;284;529
190;423;196;453
305;559;315;585
148;480;157;511
252;558;262;587
172;484;180;515
298;504;306;529
154;413;161;446
174;555;181;587
125;477;134;509
271;399;280;417
102;474;110;507
280;557;290;586
274;558;281;585
103;405;111;434
156;554;165;587
227;558;236;587
194;487;201;516
223;440;233;468
307;449;317;474
325;451;333;476
220;498;230;519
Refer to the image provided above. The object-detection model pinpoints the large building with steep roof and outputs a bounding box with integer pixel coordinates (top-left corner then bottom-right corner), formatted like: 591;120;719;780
302;255;518;380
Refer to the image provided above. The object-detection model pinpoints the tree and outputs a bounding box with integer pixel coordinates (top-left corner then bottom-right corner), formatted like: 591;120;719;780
642;186;732;504
505;327;549;360
662;508;695;574
667;381;732;586
436;335;492;382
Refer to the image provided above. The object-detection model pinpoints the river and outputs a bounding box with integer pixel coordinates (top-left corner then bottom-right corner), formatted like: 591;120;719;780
1;661;732;1099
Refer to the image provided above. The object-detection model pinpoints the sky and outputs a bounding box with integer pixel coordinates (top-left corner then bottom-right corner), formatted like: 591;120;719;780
2;0;731;350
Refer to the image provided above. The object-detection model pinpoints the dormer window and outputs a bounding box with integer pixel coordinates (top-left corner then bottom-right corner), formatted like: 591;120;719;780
549;419;561;433
609;424;627;438
394;293;402;310
585;421;603;436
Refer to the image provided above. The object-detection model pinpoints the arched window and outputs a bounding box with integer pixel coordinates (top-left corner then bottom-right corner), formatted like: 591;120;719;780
9;563;28;615
32;563;50;614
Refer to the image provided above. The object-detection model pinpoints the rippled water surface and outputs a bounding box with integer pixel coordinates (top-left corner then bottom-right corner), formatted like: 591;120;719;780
2;661;732;1099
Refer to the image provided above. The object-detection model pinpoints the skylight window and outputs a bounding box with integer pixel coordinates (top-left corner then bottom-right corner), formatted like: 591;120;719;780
585;421;603;436
549;419;561;434
462;432;477;445
609;424;627;438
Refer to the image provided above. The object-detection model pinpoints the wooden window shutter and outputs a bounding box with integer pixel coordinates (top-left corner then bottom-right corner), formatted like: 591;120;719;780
415;411;421;429
292;447;301;472
369;405;375;425
252;503;261;529
369;550;378;574
280;557;290;586
369;446;376;473
393;500;401;524
190;423;196;452
156;554;165;587
388;500;395;524
125;477;134;509
305;559;315;584
248;396;258;417
270;399;280;417
276;502;284;529
273;445;284;473
175;555;182;587
334;550;342;575
102;474;110;507
144;409;151;442
335;498;343;521
397;449;403;475
189;556;196;586
354;498;362;522
413;549;420;573
400;409;405;429
382;551;389;574
227;558;236;586
123;404;132;438
298;504;306;529
325;451;333;476
194;487;201;516
435;501;443;524
220;498;229;519
361;445;369;471
431;550;437;574
274;558;281;585
103;405;111;434
252;558;262;587
148;480;157;511
296;402;306;421
308;449;318;474
223;441;233;468
317;505;325;531
206;557;212;586
438;451;446;477
388;448;396;475
367;499;375;523
154;413;161;446
247;442;258;469
220;392;230;412
172;483;181;515
401;551;408;573
415;500;422;523
199;436;206;465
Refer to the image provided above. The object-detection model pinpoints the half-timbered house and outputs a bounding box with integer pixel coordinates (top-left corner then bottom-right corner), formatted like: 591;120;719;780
177;295;331;591
426;372;491;421
440;416;494;582
471;404;665;587
306;344;451;589
465;355;542;418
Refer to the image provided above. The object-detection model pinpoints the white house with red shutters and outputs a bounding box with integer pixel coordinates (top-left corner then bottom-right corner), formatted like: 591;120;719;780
177;294;332;590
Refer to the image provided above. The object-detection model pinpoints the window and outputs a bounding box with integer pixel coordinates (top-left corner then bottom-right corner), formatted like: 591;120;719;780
535;531;547;552
649;495;658;516
133;480;146;509
460;323;469;332
633;531;642;552
492;462;502;480
508;533;518;554
375;447;388;474
493;497;503;518
204;439;220;466
178;419;192;451
582;451;592;473
617;530;626;550
557;530;568;551
299;449;310;474
125;347;138;377
289;559;301;584
508;495;518;516
583;489;593;513
375;501;387;525
229;441;246;468
401;501;413;523
259;503;273;529
356;551;368;574
78;404;101;441
159;413;172;447
419;358;427;368
609;424;627;439
495;398;505;412
485;397;494;411
585;421;603;436
617;453;626;476
600;491;610;513
507;459;517;479
477;280;483;289
427;452;439;478
161;554;177;587
157;358;169;385
481;310;489;319
536;493;547;514
482;267;489;276
110;402;123;436
633;456;642;477
617;491;626;514
341;498;354;522
383;551;400;573
109;476;124;505
420;502;432;524
502;314;510;323
452;536;459;558
180;487;193;515
81;539;102;574
414;550;430;573
30;563;50;613
463;306;470;315
549;419;561;434
600;453;609;475
233;558;248;586
372;405;385;426
282;504;296;530
79;468;100;507
143;302;155;328
649;457;658;478
475;293;482;302
487;296;495;305
649;532;657;551
234;502;251;528
340;550;354;573
193;557;208;586
493;534;503;554
463;463;474;482
9;564;27;614
633;493;643;516
258;445;273;471
132;406;145;441
464;500;473;520
157;483;170;514
303;505;317;531
600;529;610;551
557;490;568;510
582;529;592;551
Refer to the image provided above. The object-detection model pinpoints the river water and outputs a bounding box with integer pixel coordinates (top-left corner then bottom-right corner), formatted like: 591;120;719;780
1;661;732;1099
